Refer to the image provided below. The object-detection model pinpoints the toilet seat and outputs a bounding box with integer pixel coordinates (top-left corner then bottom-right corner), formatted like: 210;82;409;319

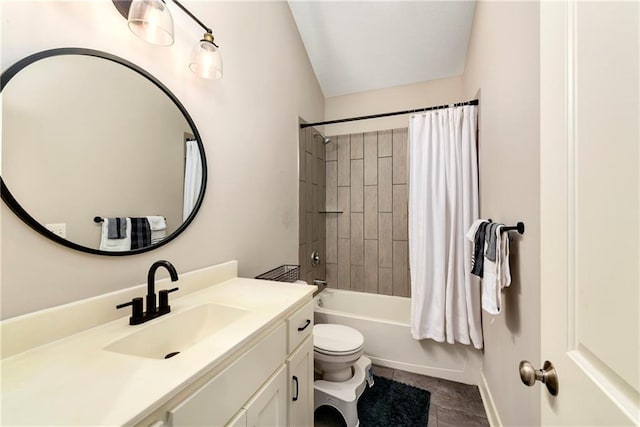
314;345;364;357
313;324;364;354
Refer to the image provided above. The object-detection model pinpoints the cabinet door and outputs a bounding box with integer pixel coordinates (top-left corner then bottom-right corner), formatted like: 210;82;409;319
286;336;314;427
245;366;287;427
169;325;286;426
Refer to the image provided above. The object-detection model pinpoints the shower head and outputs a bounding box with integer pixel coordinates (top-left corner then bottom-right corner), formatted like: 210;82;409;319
314;133;331;144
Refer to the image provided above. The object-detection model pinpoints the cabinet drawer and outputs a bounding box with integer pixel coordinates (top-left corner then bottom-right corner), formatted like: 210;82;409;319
287;301;313;353
169;324;286;426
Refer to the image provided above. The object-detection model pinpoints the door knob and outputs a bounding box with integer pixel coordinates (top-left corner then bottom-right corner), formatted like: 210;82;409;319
519;360;559;396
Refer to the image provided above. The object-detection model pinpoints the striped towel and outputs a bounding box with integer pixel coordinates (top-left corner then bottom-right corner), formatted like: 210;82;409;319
130;217;151;249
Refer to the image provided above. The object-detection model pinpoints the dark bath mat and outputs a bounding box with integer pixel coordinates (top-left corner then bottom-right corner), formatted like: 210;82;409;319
357;375;431;427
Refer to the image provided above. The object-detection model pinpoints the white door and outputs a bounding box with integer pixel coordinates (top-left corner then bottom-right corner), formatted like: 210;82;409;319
540;1;639;425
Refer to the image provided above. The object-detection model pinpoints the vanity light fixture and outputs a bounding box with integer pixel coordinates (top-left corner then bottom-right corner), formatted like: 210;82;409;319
127;0;174;46
189;30;222;80
118;0;223;79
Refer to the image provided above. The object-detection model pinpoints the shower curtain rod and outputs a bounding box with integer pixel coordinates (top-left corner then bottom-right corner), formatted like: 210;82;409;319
300;99;479;129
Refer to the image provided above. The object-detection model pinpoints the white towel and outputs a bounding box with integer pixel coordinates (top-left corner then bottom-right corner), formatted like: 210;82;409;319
465;219;484;238
480;226;511;314
150;229;166;245
146;216;166;231
465;219;485;270
100;218;131;251
146;216;167;244
465;221;512;314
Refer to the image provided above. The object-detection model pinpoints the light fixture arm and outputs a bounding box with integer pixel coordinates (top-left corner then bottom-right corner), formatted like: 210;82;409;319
170;0;219;47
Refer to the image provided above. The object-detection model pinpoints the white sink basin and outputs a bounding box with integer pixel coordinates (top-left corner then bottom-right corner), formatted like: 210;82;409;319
104;303;248;359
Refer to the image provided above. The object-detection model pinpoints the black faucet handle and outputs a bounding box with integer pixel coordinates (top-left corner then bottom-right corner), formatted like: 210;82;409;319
116;297;144;324
158;287;179;312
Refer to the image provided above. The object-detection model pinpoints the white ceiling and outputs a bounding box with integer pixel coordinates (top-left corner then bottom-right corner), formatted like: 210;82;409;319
288;1;476;98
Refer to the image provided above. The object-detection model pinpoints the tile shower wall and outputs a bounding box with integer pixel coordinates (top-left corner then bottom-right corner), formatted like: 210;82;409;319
299;125;326;285
325;129;410;297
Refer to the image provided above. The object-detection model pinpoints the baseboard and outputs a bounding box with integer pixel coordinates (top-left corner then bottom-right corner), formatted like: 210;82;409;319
367;355;476;385
477;370;502;427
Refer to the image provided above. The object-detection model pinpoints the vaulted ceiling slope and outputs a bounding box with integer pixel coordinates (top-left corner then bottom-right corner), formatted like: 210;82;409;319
288;1;476;98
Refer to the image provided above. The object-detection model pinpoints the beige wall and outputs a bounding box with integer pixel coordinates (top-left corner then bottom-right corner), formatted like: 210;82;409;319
324;76;464;135
462;1;541;425
3;55;189;247
1;1;324;319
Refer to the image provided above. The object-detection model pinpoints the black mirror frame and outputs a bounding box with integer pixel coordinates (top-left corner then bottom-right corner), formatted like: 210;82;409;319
0;48;208;256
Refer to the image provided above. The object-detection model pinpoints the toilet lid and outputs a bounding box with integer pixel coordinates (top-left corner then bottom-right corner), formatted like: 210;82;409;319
313;324;364;353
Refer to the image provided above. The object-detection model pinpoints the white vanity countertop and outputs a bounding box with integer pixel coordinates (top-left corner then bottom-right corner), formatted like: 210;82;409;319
0;277;315;426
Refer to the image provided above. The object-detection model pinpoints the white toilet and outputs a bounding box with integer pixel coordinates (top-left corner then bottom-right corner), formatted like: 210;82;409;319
313;324;373;427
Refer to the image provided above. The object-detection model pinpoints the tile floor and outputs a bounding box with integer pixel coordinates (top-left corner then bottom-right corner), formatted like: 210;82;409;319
314;365;489;427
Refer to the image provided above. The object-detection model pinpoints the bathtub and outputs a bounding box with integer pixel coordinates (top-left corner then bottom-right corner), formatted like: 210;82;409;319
313;288;481;385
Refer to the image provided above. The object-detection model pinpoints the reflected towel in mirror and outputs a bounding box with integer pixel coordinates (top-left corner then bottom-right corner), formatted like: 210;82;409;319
100;218;132;251
107;217;127;239
146;216;167;245
130;218;151;250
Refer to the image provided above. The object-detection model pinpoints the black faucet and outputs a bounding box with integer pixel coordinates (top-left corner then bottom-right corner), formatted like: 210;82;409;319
147;260;179;315
117;260;180;325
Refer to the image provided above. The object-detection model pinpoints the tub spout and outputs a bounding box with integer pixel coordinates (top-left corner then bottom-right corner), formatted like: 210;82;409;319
313;279;327;287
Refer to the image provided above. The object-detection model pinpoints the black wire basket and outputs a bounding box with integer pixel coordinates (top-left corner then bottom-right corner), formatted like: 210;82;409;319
255;265;301;283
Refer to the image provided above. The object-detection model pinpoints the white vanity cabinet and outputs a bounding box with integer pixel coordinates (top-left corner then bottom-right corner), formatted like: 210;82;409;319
286;301;315;427
152;300;314;427
0;265;318;427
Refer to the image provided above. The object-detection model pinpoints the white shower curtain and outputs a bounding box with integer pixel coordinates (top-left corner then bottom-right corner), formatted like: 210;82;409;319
408;105;482;349
183;139;203;221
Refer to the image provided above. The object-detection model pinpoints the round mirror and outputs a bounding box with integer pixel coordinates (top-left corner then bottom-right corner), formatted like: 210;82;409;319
1;48;207;255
